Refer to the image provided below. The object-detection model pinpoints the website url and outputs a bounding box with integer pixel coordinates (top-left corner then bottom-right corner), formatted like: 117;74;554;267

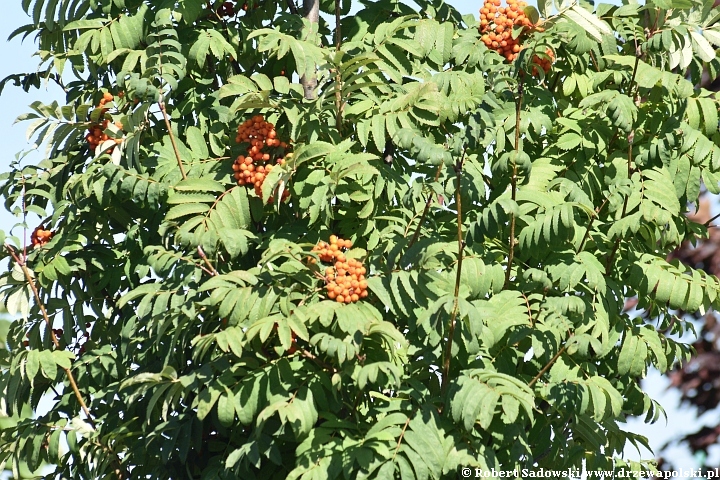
461;467;713;478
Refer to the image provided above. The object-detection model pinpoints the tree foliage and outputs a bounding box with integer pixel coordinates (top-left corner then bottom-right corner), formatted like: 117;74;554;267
0;0;719;478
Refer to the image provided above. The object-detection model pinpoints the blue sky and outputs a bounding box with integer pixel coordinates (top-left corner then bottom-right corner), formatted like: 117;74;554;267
0;0;711;472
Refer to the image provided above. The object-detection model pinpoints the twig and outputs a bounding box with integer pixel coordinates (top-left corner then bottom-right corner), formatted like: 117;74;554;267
577;198;608;253
300;348;336;372
286;0;298;14
197;246;219;276
393;415;412;460
21;181;27;260
334;0;343;131
605;133;634;274
440;148;467;396
528;344;568;388
704;211;720;227
158;99;188;180
407;164;444;249
5;245;94;425
504;76;524;289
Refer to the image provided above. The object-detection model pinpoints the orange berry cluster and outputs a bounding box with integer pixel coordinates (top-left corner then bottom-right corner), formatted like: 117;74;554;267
31;226;53;247
479;0;533;62
531;48;555;76
232;115;291;202
312;235;369;304
86;92;123;152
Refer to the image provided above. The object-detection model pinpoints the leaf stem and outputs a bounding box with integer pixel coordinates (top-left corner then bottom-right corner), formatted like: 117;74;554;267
158;100;188;181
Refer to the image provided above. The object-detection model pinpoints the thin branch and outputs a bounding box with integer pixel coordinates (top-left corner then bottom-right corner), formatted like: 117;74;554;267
158;99;188;180
393;415;412;460
605;133;634;274
704;211;720;227
441;147;467;397
5;245;94;425
577;198;608;253
334;0;343;132
528;344;568;388
407;164;444;249
504;76;524;289
286;0;298;14
197;246;219;276
22;181;27;260
300;348;336;372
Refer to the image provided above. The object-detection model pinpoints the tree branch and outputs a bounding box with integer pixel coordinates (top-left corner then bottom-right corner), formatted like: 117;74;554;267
441;148;467;397
407;164;444;249
158;99;188;180
5;245;94;425
528;344;568;388
334;0;343;131
300;0;320;99
504;76;524;289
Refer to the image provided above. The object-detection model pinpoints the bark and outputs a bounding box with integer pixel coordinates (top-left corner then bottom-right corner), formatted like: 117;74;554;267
300;0;320;99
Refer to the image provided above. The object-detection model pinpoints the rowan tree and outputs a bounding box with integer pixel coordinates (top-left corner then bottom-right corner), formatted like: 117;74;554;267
0;0;719;478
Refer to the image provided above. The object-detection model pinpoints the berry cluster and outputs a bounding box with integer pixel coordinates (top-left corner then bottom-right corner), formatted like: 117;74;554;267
531;48;555;76
312;236;369;304
232;115;291;203
31;226;53;247
479;0;533;62
86;92;123;153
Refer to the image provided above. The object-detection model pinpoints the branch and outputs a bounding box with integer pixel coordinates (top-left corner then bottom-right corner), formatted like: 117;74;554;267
441;148;467;397
300;0;320;100
158;99;188;180
407;163;444;249
334;0;343;132
5;245;95;425
605;133;634;275
577;198;608;253
197;246;219;276
528;343;568;388
299;348;336;372
704;211;720;227
504;76;524;289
